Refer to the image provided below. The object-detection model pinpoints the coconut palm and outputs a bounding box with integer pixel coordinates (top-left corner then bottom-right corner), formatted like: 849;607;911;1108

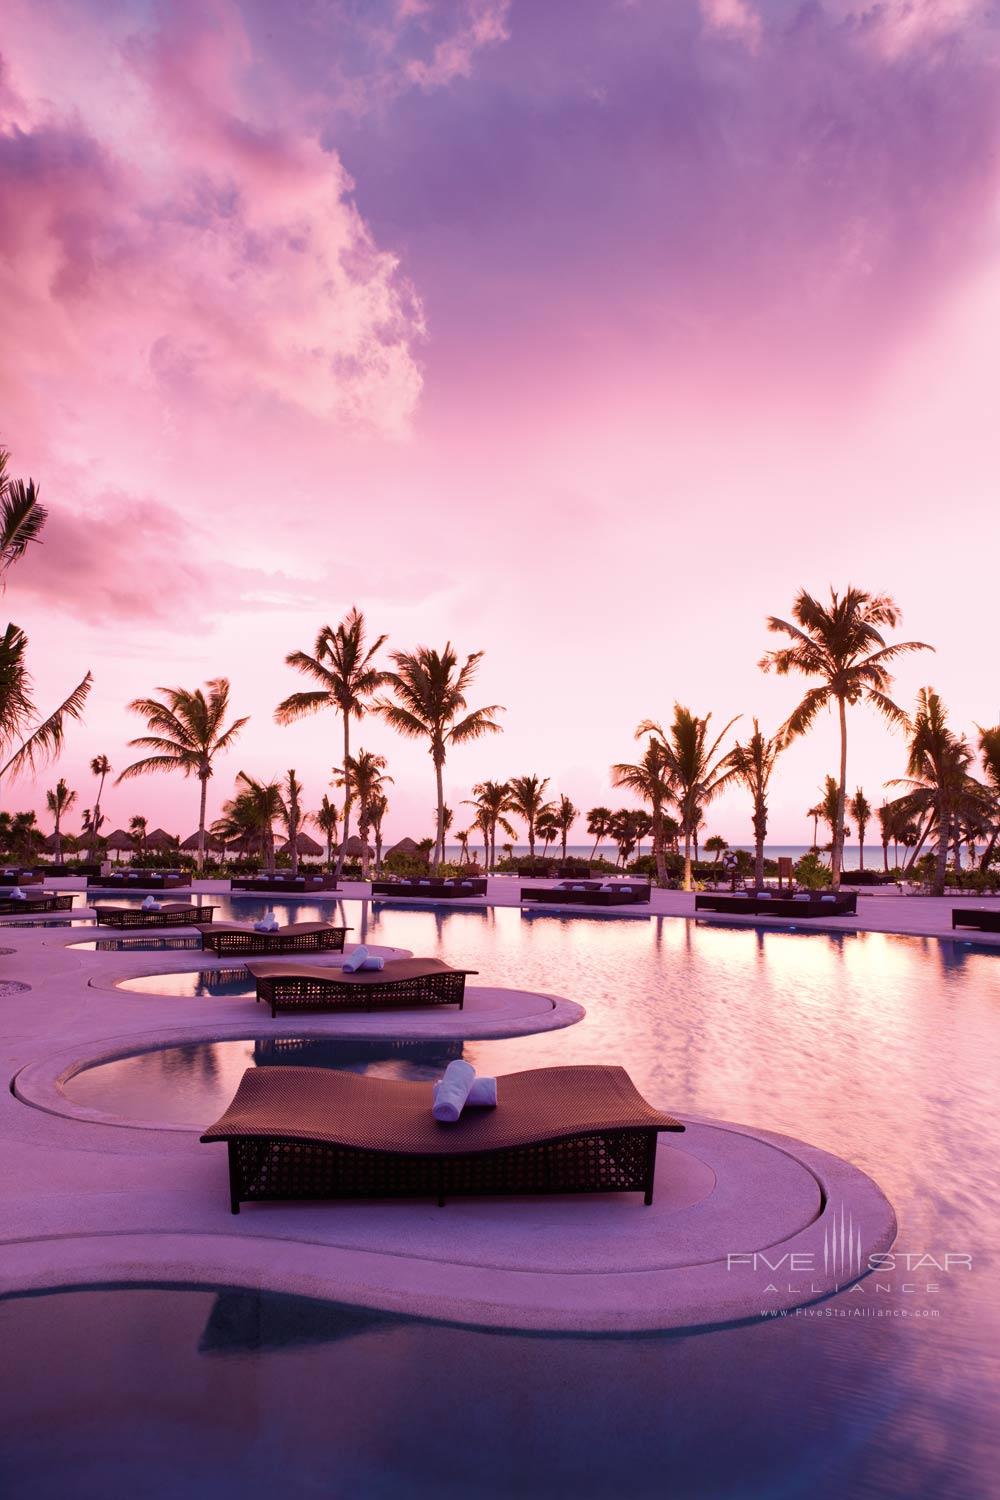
704;835;728;864
465;781;515;872
45;778;77;865
723;721;784;888
335;749;392;878
117;680;248;870
80;806;104;851
376;645;503;870
128;814;148;859
86;755;112;860
507;775;553;861
215;773;284;876
760;588;930;887
637;706;739;891
455;829;470;865
612;737;671;885
974;725;1000;872
887;689;977;895
554;794;578;862
818;774;851;859
369;792;388;872
312;795;340;871
848;788;872;871
806;802;823;852
276;609;388;881
585;806;612;865
536;807;559;857
608;808;644;867
283;770;303;878
0;448;48;577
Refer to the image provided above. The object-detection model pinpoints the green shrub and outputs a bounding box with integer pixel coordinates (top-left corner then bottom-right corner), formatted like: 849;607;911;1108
794;852;832;889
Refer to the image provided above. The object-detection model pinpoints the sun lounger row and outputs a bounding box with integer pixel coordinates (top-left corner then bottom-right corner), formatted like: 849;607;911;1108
93;903;218;928
231;875;339;894
201;1063;684;1213
87;871;190;891
0;869;43;886
695;892;858;917
370;878;487;898
0;891;75;916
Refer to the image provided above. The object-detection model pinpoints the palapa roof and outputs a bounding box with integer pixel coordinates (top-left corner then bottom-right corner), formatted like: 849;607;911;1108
103;829;136;851
279;831;324;856
144;827;179;851
180;831;227;852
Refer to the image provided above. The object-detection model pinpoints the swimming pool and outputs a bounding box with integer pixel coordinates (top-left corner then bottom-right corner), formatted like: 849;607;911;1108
8;903;1000;1496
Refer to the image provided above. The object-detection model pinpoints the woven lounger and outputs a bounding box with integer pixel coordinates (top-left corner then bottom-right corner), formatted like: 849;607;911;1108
248;956;477;1017
231;878;340;894
93;903;218;928
0;892;75;916
201;1063;685;1212
521;886;650;906
952;908;1000;933
202;922;350;957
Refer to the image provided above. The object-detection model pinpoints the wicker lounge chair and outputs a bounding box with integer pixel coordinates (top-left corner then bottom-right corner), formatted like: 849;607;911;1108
521;881;651;906
92;903;218;929
0;891;75;916
0;870;44;886
248;956;477;1017
231;875;339;894
694;892;858;918
201;1063;684;1212
202;921;350;957
369;878;486;899
952;907;1000;933
87;871;190;892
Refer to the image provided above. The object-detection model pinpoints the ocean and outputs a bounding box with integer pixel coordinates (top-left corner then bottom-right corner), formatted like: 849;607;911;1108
443;843;887;871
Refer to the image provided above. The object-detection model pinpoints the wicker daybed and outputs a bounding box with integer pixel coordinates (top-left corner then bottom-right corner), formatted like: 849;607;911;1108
231;875;339;894
695;893;858;918
370;878;487;899
0;870;44;886
247;956;477;1017
87;871;191;892
521;881;651;906
201;1063;684;1212
93;903;218;929
202;921;350;957
952;907;1000;934
0;891;75;917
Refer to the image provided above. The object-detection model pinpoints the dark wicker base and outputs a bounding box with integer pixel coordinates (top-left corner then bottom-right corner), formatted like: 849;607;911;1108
695;894;858;917
0;893;75;916
93;905;217;928
256;967;468;1017
226;1127;659;1212
521;887;650;906
231;878;339;894
952;908;1000;933
87;875;190;891
203;926;348;957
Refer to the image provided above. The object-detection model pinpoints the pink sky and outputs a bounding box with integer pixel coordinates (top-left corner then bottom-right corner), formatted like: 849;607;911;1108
3;0;999;848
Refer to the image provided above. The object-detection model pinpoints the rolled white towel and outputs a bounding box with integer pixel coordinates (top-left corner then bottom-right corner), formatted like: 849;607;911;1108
141;896;161;911
253;914;279;933
432;1059;475;1122
435;1075;497;1109
10;886;27;901
342;944;369;973
360;955;384;971
820;894;837;902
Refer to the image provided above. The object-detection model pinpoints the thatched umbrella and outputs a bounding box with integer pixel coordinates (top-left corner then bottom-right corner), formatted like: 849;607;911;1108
385;836;426;861
344;834;373;857
279;832;324;857
144;828;179;853
103;829;136;856
180;831;226;854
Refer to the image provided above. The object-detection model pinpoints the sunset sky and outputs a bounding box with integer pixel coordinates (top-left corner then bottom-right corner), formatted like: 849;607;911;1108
3;0;998;846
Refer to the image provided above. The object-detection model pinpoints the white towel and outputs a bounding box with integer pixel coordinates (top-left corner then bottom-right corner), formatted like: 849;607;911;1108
435;1075;497;1109
254;911;280;933
432;1059;475;1122
10;887;26;901
341;944;369;973
141;896;161;911
820;894;836;903
360;955;384;971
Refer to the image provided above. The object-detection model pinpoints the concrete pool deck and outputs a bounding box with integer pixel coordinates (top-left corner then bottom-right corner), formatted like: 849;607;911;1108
1;905;899;1332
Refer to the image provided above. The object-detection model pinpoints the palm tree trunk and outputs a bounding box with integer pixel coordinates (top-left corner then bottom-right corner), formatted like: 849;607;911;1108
832;696;848;888
54;811;62;865
561;830;568;861
335;717;351;881
434;756;445;872
882;837;889;873
359;808;370;879
933;797;949;896
197;775;208;872
858;828;865;871
980;830;998;872
528;821;535;860
753;797;767;888
903;813;933;871
652;805;667;889
89;772;106;861
683;828;692;892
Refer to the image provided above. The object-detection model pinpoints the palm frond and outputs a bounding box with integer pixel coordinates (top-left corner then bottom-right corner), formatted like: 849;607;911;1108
1;672;93;778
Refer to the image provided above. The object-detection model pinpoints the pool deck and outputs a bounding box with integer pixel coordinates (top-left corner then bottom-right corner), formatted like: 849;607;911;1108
0;892;908;1332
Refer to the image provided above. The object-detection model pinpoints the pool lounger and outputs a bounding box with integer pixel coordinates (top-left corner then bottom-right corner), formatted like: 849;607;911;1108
0;892;75;916
200;1063;685;1212
247;956;477;1017
952;907;1000;933
231;876;340;894
521;882;651;906
201;922;350;957
93;903;219;929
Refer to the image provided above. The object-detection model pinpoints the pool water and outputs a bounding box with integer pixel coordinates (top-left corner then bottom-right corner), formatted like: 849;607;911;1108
10;901;1000;1496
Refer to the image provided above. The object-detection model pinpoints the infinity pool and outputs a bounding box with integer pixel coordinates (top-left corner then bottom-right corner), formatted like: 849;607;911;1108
9;902;1000;1496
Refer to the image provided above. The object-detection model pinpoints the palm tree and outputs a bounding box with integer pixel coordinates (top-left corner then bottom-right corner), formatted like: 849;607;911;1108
465;781;514;872
456;829;470;865
877;802;893;872
608;808;644;866
586;806;612;866
507;775;552;861
975;725;1000;871
45;778;77;865
888;688;976;895
117;680;248;870
723;721;783;888
536;807;559;857
637;706;739;891
335;749;392;878
848;788;872;871
6;809;41;863
128;814;148;860
612;737;671;885
704;835;728;864
80;806;104;852
313;795;340;870
283;770;303;877
215;773;284;876
377;644;503;869
86;755;111;860
760;588;930;887
818;774;851;860
806;802;823;852
554;794;578;862
369;792;388;872
276;609;388;881
0;454;92;795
